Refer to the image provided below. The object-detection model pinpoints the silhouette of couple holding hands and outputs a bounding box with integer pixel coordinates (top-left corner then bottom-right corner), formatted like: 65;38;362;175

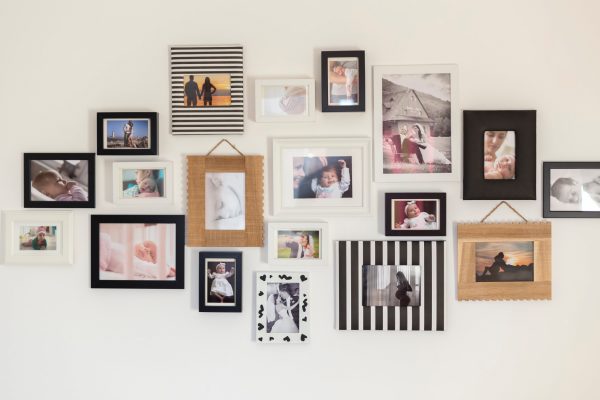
184;75;217;106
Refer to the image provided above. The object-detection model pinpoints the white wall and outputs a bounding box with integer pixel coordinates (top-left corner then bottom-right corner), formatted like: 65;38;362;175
1;0;599;399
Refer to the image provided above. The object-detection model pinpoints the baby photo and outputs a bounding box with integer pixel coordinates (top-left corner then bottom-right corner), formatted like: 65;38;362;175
391;199;439;230
292;156;353;199
18;225;57;251
362;265;421;307
549;168;600;212
104;119;150;150
475;241;534;282
276;230;320;259
28;159;89;202
261;85;308;117
205;172;245;230
182;74;231;107
205;258;236;305
121;169;165;199
98;223;177;281
483;130;516;180
266;282;300;334
327;57;359;106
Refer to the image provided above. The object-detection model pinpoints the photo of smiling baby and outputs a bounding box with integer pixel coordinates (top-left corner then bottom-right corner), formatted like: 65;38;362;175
385;193;446;236
292;156;353;199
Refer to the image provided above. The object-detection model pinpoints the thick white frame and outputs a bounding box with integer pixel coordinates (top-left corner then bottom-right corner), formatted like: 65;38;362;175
254;79;315;122
272;137;371;216
372;64;460;182
255;271;310;344
112;161;173;205
267;222;329;267
3;210;73;265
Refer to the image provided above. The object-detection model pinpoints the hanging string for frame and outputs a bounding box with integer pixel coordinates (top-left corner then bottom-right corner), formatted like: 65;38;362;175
480;201;528;223
206;139;245;157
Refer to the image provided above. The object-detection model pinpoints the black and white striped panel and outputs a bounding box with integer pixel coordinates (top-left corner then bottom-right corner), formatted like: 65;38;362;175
335;240;445;331
170;45;244;135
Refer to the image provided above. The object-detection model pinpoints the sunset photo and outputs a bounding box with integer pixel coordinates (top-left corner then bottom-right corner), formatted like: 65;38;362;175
475;241;534;282
183;74;231;107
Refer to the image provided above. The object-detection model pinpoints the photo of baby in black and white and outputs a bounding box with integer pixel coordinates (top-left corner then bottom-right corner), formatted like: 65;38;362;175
549;169;600;212
205;172;245;230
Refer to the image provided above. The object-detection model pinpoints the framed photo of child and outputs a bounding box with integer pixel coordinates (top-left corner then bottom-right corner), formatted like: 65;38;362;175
463;110;536;200
24;153;96;209
112;161;173;205
272;138;370;216
96;112;158;156
385;193;446;237
267;222;329;267
321;50;365;112
543;162;600;218
3;210;74;265
90;214;185;289
199;251;242;312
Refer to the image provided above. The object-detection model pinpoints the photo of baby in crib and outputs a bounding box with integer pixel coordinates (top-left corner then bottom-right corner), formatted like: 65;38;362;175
29;159;89;202
205;259;236;305
121;169;165;199
98;223;177;281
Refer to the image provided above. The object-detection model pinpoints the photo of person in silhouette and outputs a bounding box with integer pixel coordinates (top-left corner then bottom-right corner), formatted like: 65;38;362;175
476;242;534;282
184;75;201;107
200;77;217;106
362;265;421;307
182;74;231;107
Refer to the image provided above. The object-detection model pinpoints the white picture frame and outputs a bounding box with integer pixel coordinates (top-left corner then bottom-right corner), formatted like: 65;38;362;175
272;137;371;216
267;222;329;267
2;210;73;265
373;64;460;182
112;161;173;205
255;79;315;122
255;271;310;344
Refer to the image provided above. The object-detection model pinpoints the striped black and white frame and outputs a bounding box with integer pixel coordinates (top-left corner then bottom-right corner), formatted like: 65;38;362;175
335;240;445;331
169;45;244;135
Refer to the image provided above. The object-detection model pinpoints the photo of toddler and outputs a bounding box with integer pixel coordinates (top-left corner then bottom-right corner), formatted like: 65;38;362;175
206;262;235;303
18;225;58;251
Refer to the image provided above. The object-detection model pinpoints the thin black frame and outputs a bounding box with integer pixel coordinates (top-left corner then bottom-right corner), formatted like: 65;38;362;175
199;251;242;312
96;112;158;156
91;214;185;289
320;50;365;112
463;110;536;200
543;161;600;218
24;153;96;209
385;192;446;236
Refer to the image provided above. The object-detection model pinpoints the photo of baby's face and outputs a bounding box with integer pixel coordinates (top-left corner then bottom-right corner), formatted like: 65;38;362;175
320;170;338;187
555;181;581;203
483;131;516;180
406;204;420;218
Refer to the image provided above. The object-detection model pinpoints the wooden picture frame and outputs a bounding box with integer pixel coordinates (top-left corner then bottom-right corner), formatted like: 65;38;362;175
254;78;315;122
457;222;551;301
199;251;242;312
187;147;263;247
96;112;158;156
543;161;600;218
463;110;536;200
321;50;365;112
385;193;446;237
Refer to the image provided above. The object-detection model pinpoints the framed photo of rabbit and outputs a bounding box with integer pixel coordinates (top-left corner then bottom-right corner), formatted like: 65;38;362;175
385;193;446;237
187;152;264;247
373;64;459;182
199;251;242;312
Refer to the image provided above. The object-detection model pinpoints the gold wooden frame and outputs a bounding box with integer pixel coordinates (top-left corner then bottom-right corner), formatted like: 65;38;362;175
457;222;551;301
187;154;263;247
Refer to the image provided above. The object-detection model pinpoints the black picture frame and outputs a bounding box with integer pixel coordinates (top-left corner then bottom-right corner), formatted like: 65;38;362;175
24;153;96;209
199;251;242;312
385;192;446;237
91;214;185;289
543;161;600;218
463;110;536;200
96;112;158;156
320;50;365;112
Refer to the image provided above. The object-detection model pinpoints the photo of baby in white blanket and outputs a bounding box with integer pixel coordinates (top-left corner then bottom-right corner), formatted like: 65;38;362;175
392;200;439;230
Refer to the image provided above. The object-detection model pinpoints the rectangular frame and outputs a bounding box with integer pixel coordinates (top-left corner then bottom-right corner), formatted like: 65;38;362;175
267;222;329;267
112;161;173;206
199;251;242;312
255;272;310;343
3;210;73;265
187;154;264;247
385;193;446;237
543;161;600;218
24;153;95;209
457;222;551;300
90;214;185;289
321;50;365;112
373;64;459;182
96;112;158;156
254;79;315;122
272;137;371;216
463;110;536;200
169;45;244;135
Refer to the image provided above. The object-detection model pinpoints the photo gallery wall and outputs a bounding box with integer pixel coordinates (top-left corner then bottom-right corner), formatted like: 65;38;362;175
6;43;592;343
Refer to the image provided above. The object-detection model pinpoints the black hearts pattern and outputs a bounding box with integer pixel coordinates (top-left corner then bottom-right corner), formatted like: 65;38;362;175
300;275;307;282
302;316;307;322
278;274;292;280
257;323;264;331
259;275;266;281
258;291;264;296
269;337;274;341
283;336;291;342
258;304;264;318
302;299;308;312
300;334;308;342
258;337;263;342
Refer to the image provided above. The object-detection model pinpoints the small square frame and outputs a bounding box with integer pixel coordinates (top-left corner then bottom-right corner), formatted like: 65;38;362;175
321;50;365;112
96;112;158;156
543;161;600;218
267;222;329;267
385;193;446;237
254;79;315;122
199;251;242;312
112;161;173;206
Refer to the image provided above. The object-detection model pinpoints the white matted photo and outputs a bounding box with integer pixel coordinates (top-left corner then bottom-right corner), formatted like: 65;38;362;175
268;222;328;267
255;79;315;122
549;168;600;212
205;172;246;230
373;64;460;182
112;162;173;205
2;211;73;265
272;137;370;216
